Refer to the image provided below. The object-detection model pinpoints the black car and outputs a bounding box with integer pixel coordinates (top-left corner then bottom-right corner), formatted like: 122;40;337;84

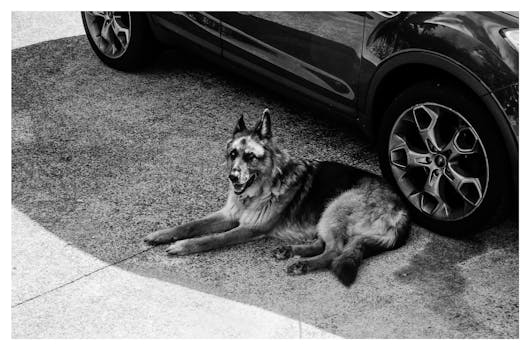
81;11;519;235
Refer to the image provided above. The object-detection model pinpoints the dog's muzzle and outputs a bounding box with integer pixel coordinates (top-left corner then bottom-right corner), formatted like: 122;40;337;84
231;174;256;195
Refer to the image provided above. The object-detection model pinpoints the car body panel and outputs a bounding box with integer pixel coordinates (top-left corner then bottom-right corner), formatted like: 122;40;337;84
217;12;366;114
361;12;518;89
148;12;222;55
144;11;518;181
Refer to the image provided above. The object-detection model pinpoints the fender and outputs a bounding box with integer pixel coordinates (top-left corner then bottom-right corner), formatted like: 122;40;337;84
365;50;491;117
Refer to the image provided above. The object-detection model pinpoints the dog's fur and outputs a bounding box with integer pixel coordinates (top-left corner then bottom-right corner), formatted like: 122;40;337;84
144;109;410;286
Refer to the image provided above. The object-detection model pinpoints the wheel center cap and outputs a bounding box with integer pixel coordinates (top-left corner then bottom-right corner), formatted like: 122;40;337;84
435;154;446;167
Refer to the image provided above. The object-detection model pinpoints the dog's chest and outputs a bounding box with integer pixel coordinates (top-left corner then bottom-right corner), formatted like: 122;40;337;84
238;199;277;227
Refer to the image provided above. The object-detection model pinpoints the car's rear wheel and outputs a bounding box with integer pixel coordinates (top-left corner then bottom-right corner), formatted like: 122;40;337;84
81;11;154;71
378;80;511;236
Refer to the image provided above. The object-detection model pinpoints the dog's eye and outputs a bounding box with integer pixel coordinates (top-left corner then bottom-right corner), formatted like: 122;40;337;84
243;153;256;162
229;150;238;160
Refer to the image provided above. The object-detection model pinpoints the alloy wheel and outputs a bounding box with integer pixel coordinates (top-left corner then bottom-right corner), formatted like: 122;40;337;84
388;103;489;221
84;11;131;59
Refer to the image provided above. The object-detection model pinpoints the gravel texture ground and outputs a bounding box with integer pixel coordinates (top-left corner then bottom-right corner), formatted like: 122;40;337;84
11;34;519;338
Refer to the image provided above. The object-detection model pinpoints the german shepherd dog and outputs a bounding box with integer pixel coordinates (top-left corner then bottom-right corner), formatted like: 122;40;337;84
144;109;410;286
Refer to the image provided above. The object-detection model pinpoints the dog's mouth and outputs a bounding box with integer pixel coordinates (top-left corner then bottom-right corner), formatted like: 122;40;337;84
233;174;256;195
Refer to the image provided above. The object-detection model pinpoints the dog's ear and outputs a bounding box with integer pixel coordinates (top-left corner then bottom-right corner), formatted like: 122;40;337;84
254;108;272;139
233;114;247;135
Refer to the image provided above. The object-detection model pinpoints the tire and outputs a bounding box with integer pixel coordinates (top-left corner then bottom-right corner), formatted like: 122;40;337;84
378;80;511;236
81;12;155;71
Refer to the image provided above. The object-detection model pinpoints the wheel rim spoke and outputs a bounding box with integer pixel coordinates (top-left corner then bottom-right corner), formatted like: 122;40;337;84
423;169;451;218
412;104;441;152
431;201;450;218
408;192;422;209
87;11;106;18
111;17;130;49
444;126;478;160
390;135;432;169
84;12;130;58
445;164;483;206
424;169;441;198
407;149;431;168
101;20;112;42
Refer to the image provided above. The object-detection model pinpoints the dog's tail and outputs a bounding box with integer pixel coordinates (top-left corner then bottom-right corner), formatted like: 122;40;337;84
331;218;410;287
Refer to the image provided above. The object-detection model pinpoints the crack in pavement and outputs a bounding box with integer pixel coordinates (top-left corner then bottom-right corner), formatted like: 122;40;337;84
12;246;156;308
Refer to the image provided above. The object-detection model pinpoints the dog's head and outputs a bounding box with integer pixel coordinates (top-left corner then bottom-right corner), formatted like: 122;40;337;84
226;109;275;196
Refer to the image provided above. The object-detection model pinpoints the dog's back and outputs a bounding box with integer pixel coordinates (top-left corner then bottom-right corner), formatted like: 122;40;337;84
271;161;395;238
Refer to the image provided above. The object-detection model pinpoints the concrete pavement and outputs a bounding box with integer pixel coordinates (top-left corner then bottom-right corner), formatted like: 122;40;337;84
12;208;336;338
12;12;85;50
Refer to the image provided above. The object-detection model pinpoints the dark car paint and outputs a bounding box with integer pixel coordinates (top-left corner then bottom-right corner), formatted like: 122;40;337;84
360;12;518;132
149;12;222;55
146;11;518;180
217;12;364;108
362;12;518;89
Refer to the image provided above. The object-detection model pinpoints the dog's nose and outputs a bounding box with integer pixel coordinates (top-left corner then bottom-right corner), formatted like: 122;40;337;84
228;174;239;183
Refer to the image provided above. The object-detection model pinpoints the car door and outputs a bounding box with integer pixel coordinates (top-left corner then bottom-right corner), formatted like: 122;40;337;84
149;12;223;55
217;12;366;117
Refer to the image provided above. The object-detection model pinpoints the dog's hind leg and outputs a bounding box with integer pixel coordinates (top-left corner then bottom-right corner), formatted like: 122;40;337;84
286;248;339;275
285;234;341;275
272;239;325;260
286;211;346;275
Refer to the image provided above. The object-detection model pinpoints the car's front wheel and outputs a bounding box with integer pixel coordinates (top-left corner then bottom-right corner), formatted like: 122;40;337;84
378;80;511;236
81;11;154;71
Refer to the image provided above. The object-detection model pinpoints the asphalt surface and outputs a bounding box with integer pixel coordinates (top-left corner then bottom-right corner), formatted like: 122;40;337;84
11;32;519;337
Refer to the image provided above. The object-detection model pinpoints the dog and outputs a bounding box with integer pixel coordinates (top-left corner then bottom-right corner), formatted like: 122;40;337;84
144;109;410;286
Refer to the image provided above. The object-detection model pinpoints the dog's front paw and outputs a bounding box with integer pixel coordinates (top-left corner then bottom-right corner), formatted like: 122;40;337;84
144;228;175;245
272;245;293;260
286;261;308;275
166;241;192;256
